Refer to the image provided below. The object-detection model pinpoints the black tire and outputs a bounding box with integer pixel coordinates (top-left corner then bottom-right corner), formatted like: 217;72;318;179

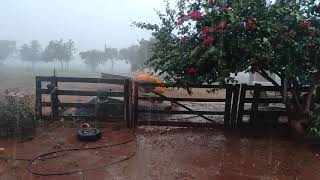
77;128;102;141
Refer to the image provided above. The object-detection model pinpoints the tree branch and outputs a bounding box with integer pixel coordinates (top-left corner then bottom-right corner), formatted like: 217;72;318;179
304;71;320;114
289;78;304;112
280;72;292;110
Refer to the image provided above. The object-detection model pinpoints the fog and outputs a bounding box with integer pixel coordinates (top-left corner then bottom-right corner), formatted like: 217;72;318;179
0;0;168;74
0;0;165;50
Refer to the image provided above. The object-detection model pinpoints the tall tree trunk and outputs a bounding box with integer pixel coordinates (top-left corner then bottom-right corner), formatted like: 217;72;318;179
60;61;64;71
111;59;114;72
31;62;35;69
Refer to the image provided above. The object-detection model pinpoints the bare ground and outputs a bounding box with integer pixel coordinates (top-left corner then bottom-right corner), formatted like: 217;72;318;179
0;124;320;180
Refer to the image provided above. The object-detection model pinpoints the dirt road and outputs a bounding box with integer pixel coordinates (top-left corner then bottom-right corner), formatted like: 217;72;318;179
0;126;320;180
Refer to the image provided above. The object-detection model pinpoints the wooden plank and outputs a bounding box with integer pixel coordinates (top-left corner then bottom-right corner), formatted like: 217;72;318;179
41;115;124;122
250;84;261;124
35;77;42;120
51;76;59;118
224;84;233;125
138;96;226;102
41;102;95;108
136;82;226;89
237;84;247;125
138;109;225;115
37;76;124;85
124;79;131;128
41;89;124;97
245;85;309;92
231;84;240;125
243;110;287;116
132;82;139;128
244;98;283;103
138;121;221;128
101;73;131;80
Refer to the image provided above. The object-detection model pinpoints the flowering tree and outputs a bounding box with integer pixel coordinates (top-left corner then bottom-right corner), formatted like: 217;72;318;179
136;0;320;133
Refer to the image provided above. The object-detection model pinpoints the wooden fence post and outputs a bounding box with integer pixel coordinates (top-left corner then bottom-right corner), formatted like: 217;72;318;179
51;76;59;118
224;84;233;125
231;84;240;126
124;79;131;128
237;84;247;125
132;82;139;128
35;77;42;120
250;83;261;125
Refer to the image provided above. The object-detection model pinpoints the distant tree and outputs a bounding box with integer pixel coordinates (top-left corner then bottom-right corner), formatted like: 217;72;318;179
119;39;154;72
19;40;42;69
104;46;118;72
0;40;16;65
79;49;105;72
42;39;75;71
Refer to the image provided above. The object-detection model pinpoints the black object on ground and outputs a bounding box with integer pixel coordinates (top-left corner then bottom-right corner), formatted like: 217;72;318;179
78;128;102;141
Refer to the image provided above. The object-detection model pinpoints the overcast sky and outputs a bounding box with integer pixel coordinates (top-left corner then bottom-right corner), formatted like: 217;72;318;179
0;0;168;51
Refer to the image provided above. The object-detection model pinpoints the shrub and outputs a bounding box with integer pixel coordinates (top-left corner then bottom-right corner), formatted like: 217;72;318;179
309;108;320;137
0;93;36;138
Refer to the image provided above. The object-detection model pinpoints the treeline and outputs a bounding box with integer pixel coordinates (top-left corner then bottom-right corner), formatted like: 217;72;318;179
0;38;154;72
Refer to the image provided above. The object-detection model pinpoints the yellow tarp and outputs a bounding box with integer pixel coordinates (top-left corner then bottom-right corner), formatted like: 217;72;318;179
132;73;167;94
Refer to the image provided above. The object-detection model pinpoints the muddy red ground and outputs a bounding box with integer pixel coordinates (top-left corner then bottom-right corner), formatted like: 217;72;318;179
0;125;320;180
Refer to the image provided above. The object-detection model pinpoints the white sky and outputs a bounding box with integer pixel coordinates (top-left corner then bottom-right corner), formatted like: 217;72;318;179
0;0;168;51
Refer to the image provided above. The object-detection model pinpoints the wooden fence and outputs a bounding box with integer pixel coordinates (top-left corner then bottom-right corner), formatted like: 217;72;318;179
35;76;131;126
237;84;310;125
35;76;309;128
131;82;240;128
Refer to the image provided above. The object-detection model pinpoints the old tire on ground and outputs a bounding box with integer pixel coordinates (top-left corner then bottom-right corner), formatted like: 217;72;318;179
78;128;102;141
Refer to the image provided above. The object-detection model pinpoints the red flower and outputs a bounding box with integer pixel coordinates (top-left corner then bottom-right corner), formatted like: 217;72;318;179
200;26;213;36
246;19;257;31
275;44;283;49
208;0;214;5
177;16;187;25
305;43;316;49
187;67;198;76
283;32;290;38
188;10;202;20
181;37;188;43
307;31;315;37
220;4;230;13
302;19;312;30
203;36;214;46
217;21;228;32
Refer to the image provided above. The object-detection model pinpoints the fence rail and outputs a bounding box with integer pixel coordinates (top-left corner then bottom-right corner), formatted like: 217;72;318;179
35;75;310;129
237;83;309;125
35;76;131;126
132;82;235;127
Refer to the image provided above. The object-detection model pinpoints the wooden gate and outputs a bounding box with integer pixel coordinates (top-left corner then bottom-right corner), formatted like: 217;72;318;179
130;82;240;128
237;84;309;125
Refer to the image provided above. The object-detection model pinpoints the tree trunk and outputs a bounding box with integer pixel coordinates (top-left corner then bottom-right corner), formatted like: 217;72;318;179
91;65;96;72
65;62;69;72
111;59;114;72
60;61;64;71
31;62;35;69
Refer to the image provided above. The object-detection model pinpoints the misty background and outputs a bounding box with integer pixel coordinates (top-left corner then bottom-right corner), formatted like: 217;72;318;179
0;0;253;84
0;0;168;73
